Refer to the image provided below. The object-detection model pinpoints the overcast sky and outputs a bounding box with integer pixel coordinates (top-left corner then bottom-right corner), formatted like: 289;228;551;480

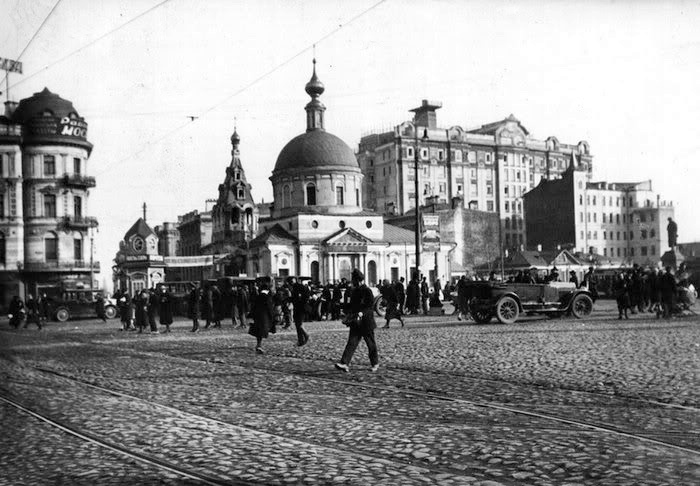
2;0;699;287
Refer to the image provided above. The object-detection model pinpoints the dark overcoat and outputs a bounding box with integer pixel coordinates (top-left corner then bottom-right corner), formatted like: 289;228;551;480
249;291;275;339
347;284;376;332
159;291;174;325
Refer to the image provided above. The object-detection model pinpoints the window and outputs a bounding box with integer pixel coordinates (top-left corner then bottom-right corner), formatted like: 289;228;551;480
235;171;241;180
624;248;627;257
44;155;55;176
45;234;58;261
306;184;316;206
73;196;82;218
74;238;83;261
454;150;462;162
639;213;646;222
437;150;444;161
603;231;607;240
73;158;81;175
641;246;647;256
486;201;494;211
580;212;583;223
580;231;584;240
470;169;477;180
356;188;360;206
641;230;647;239
602;213;606;223
617;248;621;257
0;232;4;264
629;231;633;240
336;185;344;205
587;213;590;223
44;194;56;217
609;212;613;223
604;248;607;256
616;231;620;240
616;214;620;224
237;188;244;199
505;202;510;212
623;214;626;224
504;186;509;196
407;147;414;158
651;245;656;255
650;229;655;238
420;148;428;160
593;213;597;222
623;231;627;240
485;153;491;163
505;219;510;229
283;185;291;208
630;247;635;257
486;171;493;181
593;231;597;240
438;183;446;194
0;196;4;219
579;195;583;205
456;184;463;194
587;231;591;240
486;185;493;195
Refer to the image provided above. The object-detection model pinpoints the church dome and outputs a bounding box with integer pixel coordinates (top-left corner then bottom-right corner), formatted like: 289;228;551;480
273;129;358;173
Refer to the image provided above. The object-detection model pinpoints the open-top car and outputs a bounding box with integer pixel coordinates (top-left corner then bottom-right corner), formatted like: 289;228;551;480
466;281;594;324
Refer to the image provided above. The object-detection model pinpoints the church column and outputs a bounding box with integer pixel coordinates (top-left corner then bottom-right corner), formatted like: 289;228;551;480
361;254;367;278
331;253;336;282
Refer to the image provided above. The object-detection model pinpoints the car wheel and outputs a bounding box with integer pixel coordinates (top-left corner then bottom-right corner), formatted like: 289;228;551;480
55;308;70;322
374;296;387;317
471;308;492;324
496;296;519;324
104;305;118;319
571;294;593;318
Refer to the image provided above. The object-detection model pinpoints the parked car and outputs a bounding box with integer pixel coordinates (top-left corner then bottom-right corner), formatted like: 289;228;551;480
51;289;118;322
466;281;594;324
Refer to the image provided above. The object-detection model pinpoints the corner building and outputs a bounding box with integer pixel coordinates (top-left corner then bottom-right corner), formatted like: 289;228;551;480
0;89;98;309
249;62;452;284
357;102;593;250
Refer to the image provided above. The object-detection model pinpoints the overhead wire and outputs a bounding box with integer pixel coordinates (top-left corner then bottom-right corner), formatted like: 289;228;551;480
7;0;174;91
92;0;388;177
3;0;63;89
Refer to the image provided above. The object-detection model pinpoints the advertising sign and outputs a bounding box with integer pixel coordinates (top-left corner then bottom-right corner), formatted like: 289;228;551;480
421;213;440;252
0;57;22;73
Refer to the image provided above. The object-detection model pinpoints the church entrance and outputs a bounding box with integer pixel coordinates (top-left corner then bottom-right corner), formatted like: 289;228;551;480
338;256;353;281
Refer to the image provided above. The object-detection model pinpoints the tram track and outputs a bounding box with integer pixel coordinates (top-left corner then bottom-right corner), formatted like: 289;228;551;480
0;392;255;486
28;341;700;457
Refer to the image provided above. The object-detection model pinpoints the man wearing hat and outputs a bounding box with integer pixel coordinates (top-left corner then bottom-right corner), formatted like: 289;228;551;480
335;269;379;372
290;276;310;346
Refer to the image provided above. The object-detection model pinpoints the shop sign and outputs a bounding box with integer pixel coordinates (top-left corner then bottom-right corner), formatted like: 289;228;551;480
0;57;22;73
58;116;88;138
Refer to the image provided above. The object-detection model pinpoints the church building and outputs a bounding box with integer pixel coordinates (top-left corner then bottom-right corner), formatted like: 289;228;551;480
248;61;454;285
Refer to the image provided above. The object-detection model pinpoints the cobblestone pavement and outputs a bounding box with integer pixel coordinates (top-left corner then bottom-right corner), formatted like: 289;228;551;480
1;301;698;485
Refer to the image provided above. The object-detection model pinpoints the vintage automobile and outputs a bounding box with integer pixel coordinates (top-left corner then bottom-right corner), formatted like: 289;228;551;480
466;281;594;324
50;289;118;322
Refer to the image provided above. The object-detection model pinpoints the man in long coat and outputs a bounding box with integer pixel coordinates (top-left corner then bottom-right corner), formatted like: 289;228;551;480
335;269;379;372
249;281;275;354
290;277;310;346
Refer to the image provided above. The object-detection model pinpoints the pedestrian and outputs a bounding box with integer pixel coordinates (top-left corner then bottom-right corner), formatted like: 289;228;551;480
158;285;174;333
659;266;677;319
290;276;310;346
335;269;379;373
38;293;50;327
420;276;429;315
395;277;406;315
456;275;471;321
331;281;343;320
203;283;215;329
24;294;42;330
249;279;275;354
583;266;599;302
188;283;202;332
147;288;159;333
134;289;149;333
406;273;419;315
211;284;222;328
381;280;404;328
612;273;630;319
235;284;249;328
8;296;25;329
95;293;107;323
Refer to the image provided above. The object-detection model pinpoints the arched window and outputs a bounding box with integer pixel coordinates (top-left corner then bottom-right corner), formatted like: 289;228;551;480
283;185;291;208
231;207;240;225
306;184;316;206
310;261;320;282
45;232;58;261
245;208;253;226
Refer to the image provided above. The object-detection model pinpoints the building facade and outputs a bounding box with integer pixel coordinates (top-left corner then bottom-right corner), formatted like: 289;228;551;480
248;62;453;284
113;218;165;293
0;89;98;309
356;101;593;250
524;168;674;266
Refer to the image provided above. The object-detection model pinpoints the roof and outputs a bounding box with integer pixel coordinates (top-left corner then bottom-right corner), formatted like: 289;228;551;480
382;224;416;243
12;87;80;123
124;218;156;240
273;129;358;173
467;114;530;136
249;224;297;247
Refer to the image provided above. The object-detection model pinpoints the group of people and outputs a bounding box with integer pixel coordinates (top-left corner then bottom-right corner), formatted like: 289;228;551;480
7;294;51;330
611;264;687;319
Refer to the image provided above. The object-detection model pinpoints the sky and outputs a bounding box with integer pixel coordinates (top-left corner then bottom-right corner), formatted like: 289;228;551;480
2;0;699;288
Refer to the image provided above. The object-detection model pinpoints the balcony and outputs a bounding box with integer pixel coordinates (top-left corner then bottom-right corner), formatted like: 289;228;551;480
22;260;100;272
62;173;96;189
60;216;99;230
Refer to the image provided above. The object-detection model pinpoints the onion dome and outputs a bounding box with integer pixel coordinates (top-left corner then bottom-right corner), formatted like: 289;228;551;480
231;128;240;145
305;59;325;98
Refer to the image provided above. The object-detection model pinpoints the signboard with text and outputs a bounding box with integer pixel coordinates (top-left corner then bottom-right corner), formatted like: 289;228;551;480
421;213;441;252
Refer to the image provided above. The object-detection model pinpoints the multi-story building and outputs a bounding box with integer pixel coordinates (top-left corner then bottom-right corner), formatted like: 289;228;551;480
176;209;212;281
524;169;674;266
0;89;98;309
357;101;593;249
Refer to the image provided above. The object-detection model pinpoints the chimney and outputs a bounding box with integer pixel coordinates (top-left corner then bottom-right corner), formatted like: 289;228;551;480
4;101;18;118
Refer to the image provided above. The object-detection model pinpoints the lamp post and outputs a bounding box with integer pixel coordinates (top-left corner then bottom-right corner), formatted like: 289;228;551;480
414;128;428;276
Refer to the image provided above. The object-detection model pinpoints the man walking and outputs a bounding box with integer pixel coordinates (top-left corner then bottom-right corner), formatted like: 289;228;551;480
335;269;379;372
24;294;42;330
290;277;310;346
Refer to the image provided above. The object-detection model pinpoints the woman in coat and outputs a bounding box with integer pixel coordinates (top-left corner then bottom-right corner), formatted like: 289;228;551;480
159;286;174;333
249;281;275;354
